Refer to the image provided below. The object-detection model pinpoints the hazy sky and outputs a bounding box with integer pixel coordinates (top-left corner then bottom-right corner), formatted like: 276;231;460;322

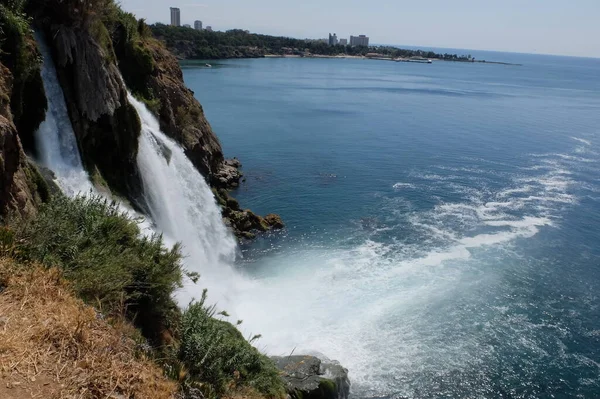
120;0;600;57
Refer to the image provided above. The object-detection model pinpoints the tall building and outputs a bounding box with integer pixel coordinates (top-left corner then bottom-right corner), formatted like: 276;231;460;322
170;7;180;27
194;20;203;30
350;35;369;47
328;33;338;46
339;38;348;46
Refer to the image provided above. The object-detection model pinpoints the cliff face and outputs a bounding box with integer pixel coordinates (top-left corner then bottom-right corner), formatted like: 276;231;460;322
31;1;144;200
0;63;48;218
125;39;225;179
111;18;229;183
0;1;280;238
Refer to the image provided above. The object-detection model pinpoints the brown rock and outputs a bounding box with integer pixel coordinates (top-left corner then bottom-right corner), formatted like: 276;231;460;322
116;36;225;181
264;213;285;229
0;63;45;218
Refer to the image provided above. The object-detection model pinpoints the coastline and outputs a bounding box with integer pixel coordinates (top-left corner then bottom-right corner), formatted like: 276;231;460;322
235;53;521;66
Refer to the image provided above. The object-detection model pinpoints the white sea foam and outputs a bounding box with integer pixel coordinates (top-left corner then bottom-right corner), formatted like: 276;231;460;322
571;136;592;146
233;139;593;397
393;182;415;190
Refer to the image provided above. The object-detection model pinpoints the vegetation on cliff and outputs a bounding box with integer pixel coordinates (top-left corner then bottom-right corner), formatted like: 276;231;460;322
1;1;289;395
0;0;47;154
0;258;178;398
150;24;471;61
1;194;286;398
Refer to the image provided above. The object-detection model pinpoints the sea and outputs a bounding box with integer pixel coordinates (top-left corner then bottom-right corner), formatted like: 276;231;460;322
180;51;600;398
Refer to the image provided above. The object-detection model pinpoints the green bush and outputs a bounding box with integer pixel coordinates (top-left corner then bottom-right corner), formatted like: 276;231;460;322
11;194;183;344
179;289;286;398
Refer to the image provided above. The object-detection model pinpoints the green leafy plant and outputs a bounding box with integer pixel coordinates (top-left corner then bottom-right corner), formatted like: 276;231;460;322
179;288;286;399
11;194;183;344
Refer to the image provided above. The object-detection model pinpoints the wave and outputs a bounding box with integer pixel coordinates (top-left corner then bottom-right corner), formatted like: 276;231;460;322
393;182;415;190
571;136;592;146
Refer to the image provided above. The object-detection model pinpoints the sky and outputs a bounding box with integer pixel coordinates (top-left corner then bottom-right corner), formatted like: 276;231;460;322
119;0;600;58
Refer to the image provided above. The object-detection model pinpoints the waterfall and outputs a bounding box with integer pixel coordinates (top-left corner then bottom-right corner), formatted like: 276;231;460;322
36;29;243;309
35;33;94;196
129;94;242;307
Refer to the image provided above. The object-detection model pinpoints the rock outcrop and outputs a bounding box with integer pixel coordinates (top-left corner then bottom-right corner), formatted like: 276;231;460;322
0;63;48;217
212;187;284;239
272;355;350;399
213;158;243;188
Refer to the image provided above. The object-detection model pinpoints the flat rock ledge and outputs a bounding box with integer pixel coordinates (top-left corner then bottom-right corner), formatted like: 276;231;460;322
271;355;350;399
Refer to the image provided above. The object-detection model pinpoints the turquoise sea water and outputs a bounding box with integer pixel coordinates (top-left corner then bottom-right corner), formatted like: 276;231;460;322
182;53;600;398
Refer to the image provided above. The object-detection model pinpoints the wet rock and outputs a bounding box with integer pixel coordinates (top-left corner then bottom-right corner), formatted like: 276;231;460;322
211;186;282;239
271;355;350;399
226;196;240;211
264;213;285;229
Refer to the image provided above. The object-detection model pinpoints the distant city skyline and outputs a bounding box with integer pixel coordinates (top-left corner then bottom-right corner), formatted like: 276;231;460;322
122;0;600;58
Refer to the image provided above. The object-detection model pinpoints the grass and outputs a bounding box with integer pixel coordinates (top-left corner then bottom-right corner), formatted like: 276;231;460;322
8;194;183;345
1;194;286;398
0;257;178;398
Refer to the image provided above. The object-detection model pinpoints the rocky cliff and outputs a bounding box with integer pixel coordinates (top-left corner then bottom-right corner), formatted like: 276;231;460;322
0;64;48;218
1;0;281;235
28;0;144;201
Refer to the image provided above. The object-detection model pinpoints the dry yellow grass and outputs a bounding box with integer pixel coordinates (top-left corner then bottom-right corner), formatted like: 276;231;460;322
0;258;178;399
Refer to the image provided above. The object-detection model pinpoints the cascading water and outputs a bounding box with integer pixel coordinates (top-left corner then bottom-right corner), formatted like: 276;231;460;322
36;29;242;307
34;33;94;196
129;94;243;306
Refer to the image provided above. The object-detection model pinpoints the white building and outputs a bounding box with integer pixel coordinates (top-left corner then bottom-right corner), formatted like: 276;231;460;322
194;20;203;30
350;35;369;47
170;7;180;27
206;26;213;32
183;24;191;28
339;38;348;46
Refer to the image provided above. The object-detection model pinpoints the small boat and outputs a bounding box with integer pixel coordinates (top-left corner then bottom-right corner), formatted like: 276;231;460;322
205;63;212;68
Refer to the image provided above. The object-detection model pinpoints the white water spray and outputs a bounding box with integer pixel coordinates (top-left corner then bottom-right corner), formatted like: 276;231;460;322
129;94;242;306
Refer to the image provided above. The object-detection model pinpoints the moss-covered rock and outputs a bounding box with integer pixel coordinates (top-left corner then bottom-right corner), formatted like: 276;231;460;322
271;355;350;399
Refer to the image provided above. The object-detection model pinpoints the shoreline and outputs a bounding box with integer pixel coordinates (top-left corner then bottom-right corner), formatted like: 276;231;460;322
230;54;522;66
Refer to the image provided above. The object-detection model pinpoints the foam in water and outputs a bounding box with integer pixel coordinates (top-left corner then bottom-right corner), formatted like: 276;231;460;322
230;140;590;397
129;94;243;307
35;33;94;196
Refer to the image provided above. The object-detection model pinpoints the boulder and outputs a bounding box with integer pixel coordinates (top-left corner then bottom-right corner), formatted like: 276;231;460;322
264;213;285;229
271;355;350;399
213;158;243;188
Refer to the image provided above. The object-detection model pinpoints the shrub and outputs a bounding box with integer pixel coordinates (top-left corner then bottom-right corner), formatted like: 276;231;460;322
11;194;183;344
179;289;286;399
